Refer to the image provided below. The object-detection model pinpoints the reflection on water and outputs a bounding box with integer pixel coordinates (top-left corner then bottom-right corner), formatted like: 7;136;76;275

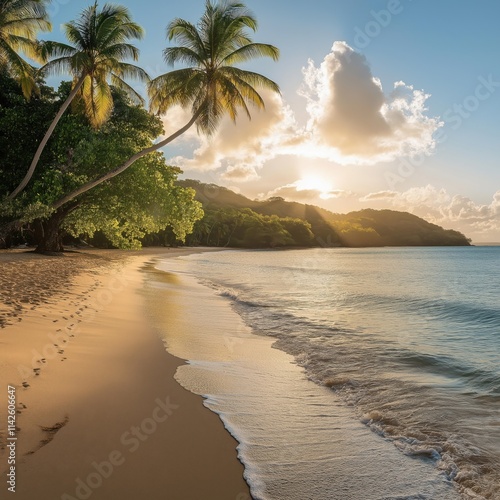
153;247;500;499
143;253;463;500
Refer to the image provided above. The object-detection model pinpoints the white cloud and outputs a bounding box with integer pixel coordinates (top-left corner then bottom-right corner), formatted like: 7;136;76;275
159;42;442;177
300;42;442;164
262;185;320;202
360;190;399;201
220;165;260;182
261;180;354;202
360;185;500;241
167;89;301;173
160;105;199;142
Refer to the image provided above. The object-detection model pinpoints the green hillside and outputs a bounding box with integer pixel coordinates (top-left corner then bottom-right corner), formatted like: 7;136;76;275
177;180;471;248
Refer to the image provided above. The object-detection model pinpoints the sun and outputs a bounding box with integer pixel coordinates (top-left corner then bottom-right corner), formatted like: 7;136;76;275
295;176;334;199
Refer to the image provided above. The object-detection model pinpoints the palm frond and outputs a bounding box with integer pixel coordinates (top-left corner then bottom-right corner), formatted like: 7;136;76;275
81;73;113;128
110;73;145;104
193;87;225;135
148;68;205;114
99;21;144;49
215;74;251;121
220;66;280;95
0;37;35;98
39;40;77;61
0;0;51;96
63;22;87;49
167;19;207;58
4;33;41;61
39;55;75;77
221;42;279;65
1;16;51;35
151;0;280;136
163;46;204;67
111;61;150;82
218;67;265;109
99;42;140;63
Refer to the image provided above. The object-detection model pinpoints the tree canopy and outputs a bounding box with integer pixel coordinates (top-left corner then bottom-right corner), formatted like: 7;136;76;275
8;2;148;200
185;207;314;248
0;1;280;252
46;0;280;214
0;73;202;249
180;180;472;248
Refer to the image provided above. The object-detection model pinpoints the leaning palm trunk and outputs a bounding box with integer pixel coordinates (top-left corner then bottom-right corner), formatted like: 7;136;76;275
33;112;201;252
33;0;279;253
7;3;147;200
8;76;86;199
50;111;201;211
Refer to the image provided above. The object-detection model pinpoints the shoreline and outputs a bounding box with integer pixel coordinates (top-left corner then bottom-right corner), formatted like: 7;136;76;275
146;250;464;500
0;248;250;499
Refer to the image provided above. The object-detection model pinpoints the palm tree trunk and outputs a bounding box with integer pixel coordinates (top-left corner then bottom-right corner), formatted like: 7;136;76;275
225;225;238;247
50;109;201;211
206;223;215;246
8;75;86;200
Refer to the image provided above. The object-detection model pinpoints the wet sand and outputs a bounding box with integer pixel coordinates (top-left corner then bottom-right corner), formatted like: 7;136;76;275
0;248;250;500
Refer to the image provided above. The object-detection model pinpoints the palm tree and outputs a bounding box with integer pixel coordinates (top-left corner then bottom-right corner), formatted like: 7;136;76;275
0;0;51;98
48;0;280;212
8;2;148;199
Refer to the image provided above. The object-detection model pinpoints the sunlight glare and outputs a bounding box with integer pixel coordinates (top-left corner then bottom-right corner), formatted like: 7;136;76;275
296;176;334;199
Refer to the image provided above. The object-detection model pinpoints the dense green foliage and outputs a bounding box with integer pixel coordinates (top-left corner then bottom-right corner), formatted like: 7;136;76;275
10;0;281;238
0;72;58;193
179;180;471;248
0;1;281;252
8;3;150;201
1;1;466;251
0;73;203;249
185;207;314;248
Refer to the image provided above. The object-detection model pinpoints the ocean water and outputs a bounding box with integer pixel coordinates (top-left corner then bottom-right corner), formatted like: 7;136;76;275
147;247;500;500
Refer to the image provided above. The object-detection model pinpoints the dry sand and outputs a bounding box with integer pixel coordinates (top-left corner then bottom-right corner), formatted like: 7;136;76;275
0;248;251;500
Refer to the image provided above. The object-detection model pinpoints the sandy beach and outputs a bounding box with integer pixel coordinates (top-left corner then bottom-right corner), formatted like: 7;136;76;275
0;248;250;500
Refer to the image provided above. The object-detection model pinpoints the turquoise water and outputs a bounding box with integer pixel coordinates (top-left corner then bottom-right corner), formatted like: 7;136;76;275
156;247;500;499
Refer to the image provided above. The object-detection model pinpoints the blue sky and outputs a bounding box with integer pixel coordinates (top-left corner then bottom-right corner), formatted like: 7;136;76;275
45;0;500;241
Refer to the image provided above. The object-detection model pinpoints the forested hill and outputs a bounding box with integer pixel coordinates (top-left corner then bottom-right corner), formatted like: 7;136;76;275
178;180;471;248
